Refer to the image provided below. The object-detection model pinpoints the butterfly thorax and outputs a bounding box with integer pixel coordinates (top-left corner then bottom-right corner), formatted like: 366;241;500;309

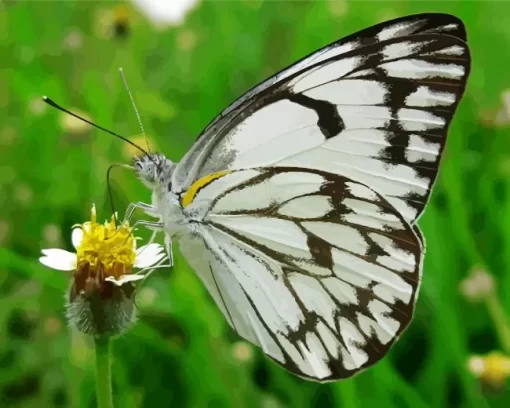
133;153;188;238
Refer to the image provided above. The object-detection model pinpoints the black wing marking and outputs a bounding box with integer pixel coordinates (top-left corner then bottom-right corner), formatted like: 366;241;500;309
179;167;423;381
173;14;470;225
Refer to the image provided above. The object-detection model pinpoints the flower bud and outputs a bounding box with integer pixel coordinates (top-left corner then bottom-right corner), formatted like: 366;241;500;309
65;275;137;337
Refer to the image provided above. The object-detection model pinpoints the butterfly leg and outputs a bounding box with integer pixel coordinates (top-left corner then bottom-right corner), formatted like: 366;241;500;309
133;227;159;258
145;228;158;246
130;219;164;232
164;234;174;268
136;232;174;287
128;221;174;285
136;253;172;287
130;218;174;264
124;201;156;222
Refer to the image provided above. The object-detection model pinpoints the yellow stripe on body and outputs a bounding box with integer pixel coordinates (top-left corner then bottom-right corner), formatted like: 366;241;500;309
181;170;232;207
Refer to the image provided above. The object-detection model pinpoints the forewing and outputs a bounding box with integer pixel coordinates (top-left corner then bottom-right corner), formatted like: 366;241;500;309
172;13;470;224
178;168;423;381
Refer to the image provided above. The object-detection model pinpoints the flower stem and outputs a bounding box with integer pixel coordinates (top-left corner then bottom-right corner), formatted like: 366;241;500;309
485;294;510;354
334;379;359;408
94;336;114;408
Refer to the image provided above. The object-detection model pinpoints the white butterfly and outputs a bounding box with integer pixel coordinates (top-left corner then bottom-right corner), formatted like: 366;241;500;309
129;13;470;381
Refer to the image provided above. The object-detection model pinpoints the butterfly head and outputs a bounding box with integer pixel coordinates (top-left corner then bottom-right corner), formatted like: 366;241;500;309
133;153;175;189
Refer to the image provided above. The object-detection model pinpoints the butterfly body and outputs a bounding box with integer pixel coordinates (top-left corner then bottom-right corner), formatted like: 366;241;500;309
132;154;187;238
132;14;471;381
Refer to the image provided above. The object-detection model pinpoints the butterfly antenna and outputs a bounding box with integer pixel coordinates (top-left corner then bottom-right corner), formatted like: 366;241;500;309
118;67;152;154
105;162;139;235
42;96;149;156
106;163;119;228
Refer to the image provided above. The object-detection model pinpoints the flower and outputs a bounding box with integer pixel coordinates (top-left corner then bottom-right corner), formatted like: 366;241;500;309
176;29;197;52
468;351;510;389
231;341;254;363
39;204;167;336
493;90;510;126
94;5;133;40
459;266;495;302
122;134;157;160
40;204;165;289
131;0;200;28
59;107;93;135
28;97;47;116
63;29;84;50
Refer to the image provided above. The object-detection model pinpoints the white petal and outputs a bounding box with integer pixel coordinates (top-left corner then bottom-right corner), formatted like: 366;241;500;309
134;244;166;268
39;249;77;271
105;274;145;286
71;228;83;249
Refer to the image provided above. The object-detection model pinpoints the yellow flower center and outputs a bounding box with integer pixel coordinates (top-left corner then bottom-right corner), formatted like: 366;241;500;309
482;352;510;385
72;206;136;298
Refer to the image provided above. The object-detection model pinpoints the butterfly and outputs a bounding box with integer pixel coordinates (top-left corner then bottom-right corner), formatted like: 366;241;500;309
129;13;471;381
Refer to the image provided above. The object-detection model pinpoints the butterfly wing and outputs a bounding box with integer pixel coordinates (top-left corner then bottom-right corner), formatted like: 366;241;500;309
178;168;422;381
172;13;470;224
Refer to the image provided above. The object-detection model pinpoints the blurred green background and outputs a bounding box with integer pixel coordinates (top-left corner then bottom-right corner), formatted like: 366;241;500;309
1;0;510;407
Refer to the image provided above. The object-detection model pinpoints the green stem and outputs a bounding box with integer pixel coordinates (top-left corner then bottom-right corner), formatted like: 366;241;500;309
334;379;359;408
94;336;114;408
485;294;510;354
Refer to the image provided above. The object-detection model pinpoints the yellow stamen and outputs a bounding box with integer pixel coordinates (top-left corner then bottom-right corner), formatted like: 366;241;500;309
468;351;510;388
181;170;232;207
482;352;510;385
75;206;136;291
